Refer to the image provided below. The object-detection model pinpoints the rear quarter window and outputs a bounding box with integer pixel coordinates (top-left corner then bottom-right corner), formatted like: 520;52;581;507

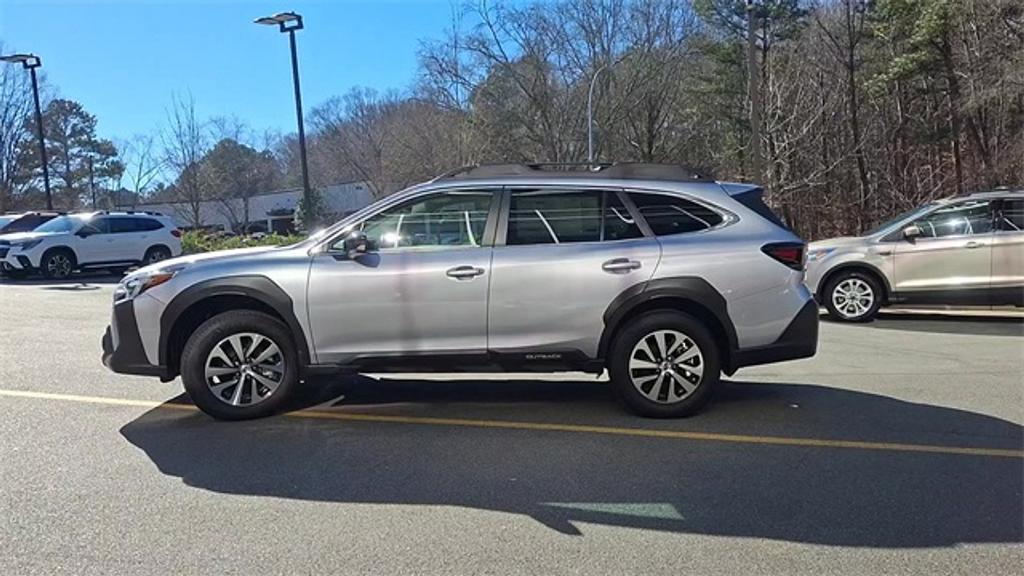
628;192;724;236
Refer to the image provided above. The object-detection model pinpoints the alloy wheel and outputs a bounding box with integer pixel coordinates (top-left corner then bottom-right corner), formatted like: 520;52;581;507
47;254;72;278
204;332;285;407
832;278;874;319
628;329;704;404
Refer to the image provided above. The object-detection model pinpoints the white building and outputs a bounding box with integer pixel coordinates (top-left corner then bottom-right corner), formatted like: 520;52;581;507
125;181;374;233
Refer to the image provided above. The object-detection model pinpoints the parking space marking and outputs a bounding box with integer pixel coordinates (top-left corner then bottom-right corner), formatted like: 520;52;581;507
2;388;1022;459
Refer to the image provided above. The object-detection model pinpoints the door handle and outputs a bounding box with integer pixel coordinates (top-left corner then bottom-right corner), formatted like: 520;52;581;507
602;258;642;273
446;265;485;279
965;241;984;249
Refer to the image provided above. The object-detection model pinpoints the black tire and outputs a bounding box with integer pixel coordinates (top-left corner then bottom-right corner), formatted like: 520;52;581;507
41;248;76;280
608;310;720;418
143;245;172;266
180;310;300;421
823;270;882;322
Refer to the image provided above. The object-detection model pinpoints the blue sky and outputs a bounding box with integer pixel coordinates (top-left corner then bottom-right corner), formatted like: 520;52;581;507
0;0;459;143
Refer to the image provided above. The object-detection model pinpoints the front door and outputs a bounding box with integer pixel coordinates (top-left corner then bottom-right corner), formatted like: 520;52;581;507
487;188;661;358
893;199;995;300
73;216;115;265
307;189;499;364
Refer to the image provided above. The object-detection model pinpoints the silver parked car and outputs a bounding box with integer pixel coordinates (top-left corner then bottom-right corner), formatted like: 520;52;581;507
806;190;1024;322
102;164;817;420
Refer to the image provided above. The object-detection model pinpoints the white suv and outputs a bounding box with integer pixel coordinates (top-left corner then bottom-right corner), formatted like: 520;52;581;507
0;211;182;279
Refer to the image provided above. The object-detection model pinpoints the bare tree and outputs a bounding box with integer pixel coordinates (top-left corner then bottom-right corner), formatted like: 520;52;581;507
161;94;208;227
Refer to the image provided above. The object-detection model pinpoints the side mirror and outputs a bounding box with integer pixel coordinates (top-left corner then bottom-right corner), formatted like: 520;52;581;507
76;227;96;238
342;231;377;259
901;225;921;240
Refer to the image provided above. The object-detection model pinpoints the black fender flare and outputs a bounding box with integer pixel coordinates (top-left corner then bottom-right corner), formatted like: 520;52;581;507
158;275;312;369
599;277;739;371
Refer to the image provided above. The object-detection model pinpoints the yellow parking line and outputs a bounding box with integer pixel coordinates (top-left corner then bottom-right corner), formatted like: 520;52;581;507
2;388;1021;459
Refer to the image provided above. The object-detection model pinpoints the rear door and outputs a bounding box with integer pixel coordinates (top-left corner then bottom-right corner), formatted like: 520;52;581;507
487;188;660;358
991;197;1024;304
892;199;995;300
107;217;147;261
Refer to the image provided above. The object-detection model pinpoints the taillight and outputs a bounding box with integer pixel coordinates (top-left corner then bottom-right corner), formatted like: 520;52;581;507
170;229;182;238
761;242;805;270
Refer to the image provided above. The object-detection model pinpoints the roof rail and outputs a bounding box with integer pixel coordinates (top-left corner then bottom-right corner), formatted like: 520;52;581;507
435;162;713;182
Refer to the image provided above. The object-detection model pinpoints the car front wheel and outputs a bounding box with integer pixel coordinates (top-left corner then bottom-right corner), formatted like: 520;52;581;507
824;271;882;322
608;311;720;418
180;310;299;420
42;249;75;280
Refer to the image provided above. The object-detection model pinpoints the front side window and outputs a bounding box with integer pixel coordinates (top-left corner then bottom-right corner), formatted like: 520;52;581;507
506;190;642;245
80;217;111;235
341;191;493;250
629;192;724;236
911;200;994;238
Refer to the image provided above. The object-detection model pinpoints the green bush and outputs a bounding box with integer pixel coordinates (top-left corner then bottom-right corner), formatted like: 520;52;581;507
181;230;306;255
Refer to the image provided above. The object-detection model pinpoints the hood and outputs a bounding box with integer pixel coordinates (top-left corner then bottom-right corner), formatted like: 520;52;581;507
0;231;57;244
808;236;866;250
128;245;284;278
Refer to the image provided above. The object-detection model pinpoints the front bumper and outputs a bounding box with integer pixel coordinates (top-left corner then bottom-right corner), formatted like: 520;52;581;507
102;299;169;378
0;249;35;272
731;298;818;371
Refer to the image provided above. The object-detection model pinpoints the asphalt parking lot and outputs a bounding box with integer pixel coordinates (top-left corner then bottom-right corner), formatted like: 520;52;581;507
1;275;1022;575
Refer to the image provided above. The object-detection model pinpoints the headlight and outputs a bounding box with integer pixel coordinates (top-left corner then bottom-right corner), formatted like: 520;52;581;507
12;238;43;250
114;263;188;302
806;248;836;263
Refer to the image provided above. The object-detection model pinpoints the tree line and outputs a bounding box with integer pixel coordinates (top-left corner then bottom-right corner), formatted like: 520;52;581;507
2;0;1022;238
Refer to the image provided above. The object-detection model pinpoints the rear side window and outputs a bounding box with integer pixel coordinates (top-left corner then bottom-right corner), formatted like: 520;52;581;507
629;192;723;236
136;218;164;232
997;198;1023;232
507;190;642;245
109;217;139;233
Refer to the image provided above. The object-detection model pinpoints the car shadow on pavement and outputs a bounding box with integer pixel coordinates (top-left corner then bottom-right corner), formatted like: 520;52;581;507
854;313;1024;337
121;377;1023;547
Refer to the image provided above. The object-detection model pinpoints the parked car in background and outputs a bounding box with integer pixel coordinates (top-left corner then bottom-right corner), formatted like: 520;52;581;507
0;211;62;235
806;190;1024;322
103;163;818;421
0;211;182;279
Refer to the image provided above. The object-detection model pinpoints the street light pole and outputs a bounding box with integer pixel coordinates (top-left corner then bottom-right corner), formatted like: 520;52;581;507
2;54;52;210
587;64;608;167
255;12;313;225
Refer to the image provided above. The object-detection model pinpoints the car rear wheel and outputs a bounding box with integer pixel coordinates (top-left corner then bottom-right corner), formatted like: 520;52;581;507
824;271;882;322
42;249;75;280
144;245;172;265
181;310;299;420
608;311;720;418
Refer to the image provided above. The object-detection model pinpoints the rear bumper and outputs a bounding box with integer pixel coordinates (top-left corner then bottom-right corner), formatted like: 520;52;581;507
731;299;818;371
102;299;169;378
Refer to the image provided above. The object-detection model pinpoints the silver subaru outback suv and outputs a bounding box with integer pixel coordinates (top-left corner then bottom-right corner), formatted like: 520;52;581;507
102;164;817;420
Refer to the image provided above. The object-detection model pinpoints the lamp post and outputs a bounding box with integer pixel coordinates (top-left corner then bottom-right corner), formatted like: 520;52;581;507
587;63;608;167
255;11;313;223
1;53;52;210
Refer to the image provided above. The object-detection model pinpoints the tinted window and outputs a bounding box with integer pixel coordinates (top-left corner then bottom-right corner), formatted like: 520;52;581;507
80;217;111;234
109;217;140;233
507;190;642;245
630;192;724;236
6;216;40;233
136;218;164;232
911;200;993;238
349;191;493;250
997;199;1023;232
732;188;789;230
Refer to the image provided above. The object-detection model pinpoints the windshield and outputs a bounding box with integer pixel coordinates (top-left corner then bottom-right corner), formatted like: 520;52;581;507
33;215;89;234
865;203;938;236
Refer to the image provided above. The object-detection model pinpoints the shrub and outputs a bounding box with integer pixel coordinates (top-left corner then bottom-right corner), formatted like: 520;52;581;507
181;230;306;255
